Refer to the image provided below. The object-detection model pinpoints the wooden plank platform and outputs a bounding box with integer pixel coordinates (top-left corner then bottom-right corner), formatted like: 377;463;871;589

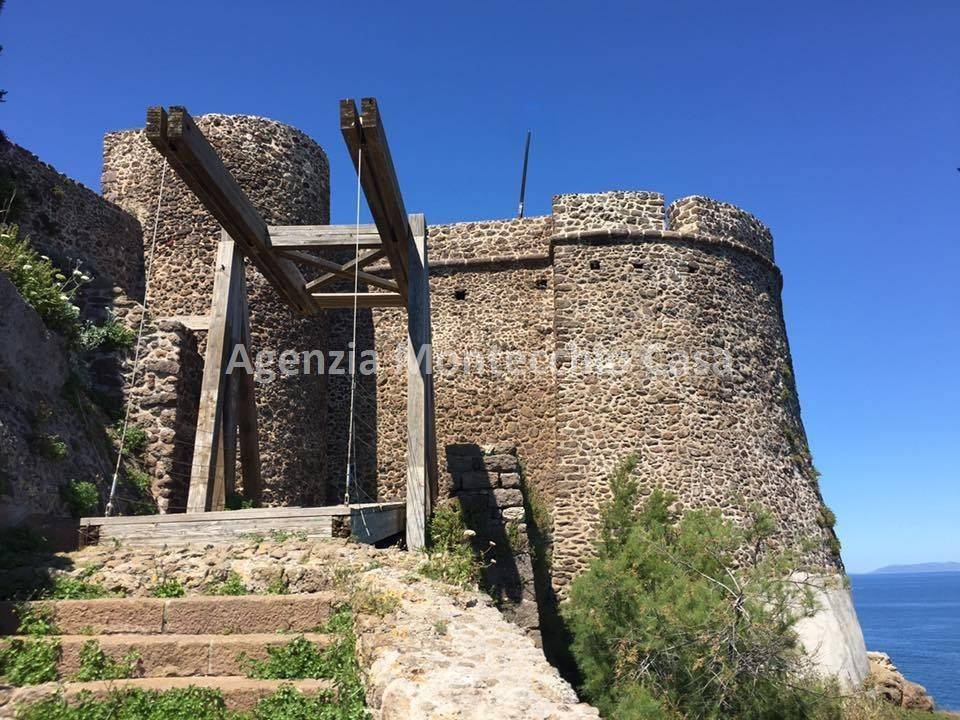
80;503;404;547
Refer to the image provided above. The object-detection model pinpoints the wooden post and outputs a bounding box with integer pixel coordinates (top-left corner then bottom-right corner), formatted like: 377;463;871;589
187;233;262;512
406;213;437;550
235;268;262;506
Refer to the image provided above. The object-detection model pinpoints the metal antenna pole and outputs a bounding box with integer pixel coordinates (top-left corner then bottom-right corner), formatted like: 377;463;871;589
517;130;531;218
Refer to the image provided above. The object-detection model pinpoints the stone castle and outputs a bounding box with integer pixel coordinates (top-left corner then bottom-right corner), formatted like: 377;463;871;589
0;113;868;686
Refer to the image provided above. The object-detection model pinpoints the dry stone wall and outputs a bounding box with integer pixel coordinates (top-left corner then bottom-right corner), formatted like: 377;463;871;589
102;115;332;507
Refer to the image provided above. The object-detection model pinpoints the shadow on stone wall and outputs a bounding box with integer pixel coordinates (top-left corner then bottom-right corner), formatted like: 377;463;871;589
325;302;379;504
446;443;539;637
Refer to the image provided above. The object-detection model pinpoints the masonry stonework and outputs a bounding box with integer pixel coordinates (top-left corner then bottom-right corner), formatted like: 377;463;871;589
1;142;144;299
1;114;865;685
102;115;332;507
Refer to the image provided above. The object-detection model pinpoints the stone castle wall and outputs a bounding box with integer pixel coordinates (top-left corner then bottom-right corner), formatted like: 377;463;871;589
341;191;839;593
102;116;332;507
1;142;144;298
90;116;838;587
549;194;836;588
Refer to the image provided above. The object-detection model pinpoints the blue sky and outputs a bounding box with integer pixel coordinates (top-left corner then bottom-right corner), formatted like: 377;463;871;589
2;1;957;573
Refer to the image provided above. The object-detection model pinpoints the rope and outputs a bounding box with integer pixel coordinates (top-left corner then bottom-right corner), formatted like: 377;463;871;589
105;159;169;516
344;145;363;506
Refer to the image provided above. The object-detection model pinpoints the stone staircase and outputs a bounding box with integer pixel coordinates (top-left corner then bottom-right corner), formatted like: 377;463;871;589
0;593;339;716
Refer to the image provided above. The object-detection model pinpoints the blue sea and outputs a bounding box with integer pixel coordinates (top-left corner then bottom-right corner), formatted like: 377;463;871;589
850;572;960;711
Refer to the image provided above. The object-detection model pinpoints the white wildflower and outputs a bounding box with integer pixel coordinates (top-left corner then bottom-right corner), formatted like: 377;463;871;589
60;293;69;301
22;264;32;271
80;274;91;282
462;529;476;539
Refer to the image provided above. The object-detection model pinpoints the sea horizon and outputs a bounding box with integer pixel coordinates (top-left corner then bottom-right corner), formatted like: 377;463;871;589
850;571;960;711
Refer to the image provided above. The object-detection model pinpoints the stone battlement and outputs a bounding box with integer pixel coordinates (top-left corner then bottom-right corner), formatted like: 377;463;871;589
426;190;775;273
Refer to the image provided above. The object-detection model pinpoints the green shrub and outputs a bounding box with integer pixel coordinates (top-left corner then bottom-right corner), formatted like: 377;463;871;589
242;608;367;719
60;480;98;517
15;683;369;720
0;637;61;685
242;635;332;680
207;572;248;596
264;577;289;595
151;579;185;598
77;317;135;353
226;491;254;510
124;465;158;516
827;535;843;557
35;434;68;461
74;639;140;681
419;503;483;588
116;423;149;457
17;686;229;720
563;455;839;720
818;506;837;529
43;575;112;600
251;683;357;720
17;605;57;636
0;224;90;339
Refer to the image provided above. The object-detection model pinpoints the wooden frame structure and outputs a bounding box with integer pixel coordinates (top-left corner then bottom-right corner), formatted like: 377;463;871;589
145;99;438;549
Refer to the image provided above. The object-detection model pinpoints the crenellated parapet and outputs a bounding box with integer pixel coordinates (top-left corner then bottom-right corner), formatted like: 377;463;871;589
552;190;665;234
667;194;774;261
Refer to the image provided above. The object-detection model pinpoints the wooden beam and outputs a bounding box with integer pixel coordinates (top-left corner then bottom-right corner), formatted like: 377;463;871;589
306;249;386;292
269;224;382;251
234;266;262;506
341;98;412;301
278;249;398;292
146;106;314;314
309;292;404;309
405;213;438;550
188;237;243;512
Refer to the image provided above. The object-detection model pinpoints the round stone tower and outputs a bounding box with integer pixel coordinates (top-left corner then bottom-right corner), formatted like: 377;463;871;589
549;191;866;685
102;114;331;508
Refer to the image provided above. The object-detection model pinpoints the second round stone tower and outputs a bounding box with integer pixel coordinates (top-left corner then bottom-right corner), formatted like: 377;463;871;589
550;192;839;589
102;114;331;508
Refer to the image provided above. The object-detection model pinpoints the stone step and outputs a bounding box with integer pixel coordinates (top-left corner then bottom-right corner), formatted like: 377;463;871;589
54;632;333;678
0;676;335;716
0;593;335;635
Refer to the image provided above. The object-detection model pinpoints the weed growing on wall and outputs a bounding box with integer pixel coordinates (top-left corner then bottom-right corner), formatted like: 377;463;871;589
115;423;148;457
0;636;60;686
242;607;368;720
0;526;49;570
34;433;68;461
42;574;112;600
150;579;185;598
74;639;140;681
0;224;89;339
60;479;98;517
206;572;248;596
563;455;840;720
420;502;484;588
76;315;135;352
